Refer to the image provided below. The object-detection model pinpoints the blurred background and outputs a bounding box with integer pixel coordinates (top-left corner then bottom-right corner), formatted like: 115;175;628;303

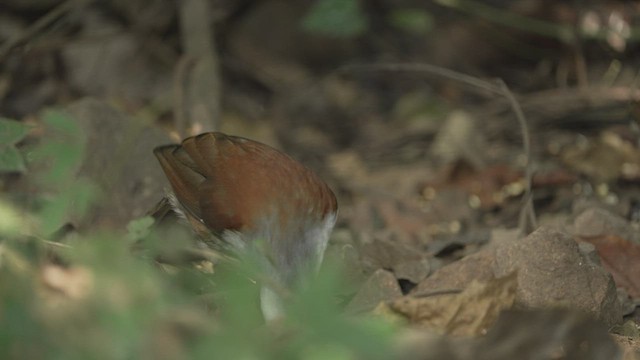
2;0;640;359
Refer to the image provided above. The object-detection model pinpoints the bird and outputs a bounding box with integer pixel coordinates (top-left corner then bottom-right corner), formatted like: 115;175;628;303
153;132;338;320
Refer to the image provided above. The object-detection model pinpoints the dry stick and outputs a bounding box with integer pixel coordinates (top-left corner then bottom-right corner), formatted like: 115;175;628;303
338;63;537;235
497;81;537;233
176;0;221;134
173;56;196;140
628;70;640;148
0;0;86;62
411;288;463;298
481;86;640;122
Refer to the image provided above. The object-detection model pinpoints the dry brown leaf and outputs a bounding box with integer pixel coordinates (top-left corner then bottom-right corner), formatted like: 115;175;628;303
578;234;640;299
386;272;517;336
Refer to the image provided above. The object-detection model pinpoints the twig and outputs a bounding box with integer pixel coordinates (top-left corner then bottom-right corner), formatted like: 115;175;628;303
0;0;87;62
339;63;504;95
628;70;640;148
339;63;537;235
38;238;73;249
410;288;463;298
176;0;221;133
496;80;537;234
173;56;196;139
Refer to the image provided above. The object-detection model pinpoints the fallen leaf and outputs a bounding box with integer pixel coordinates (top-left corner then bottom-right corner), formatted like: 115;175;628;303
577;234;640;299
386;272;517;336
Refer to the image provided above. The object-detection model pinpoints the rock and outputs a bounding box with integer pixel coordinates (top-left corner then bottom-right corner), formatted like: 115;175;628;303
67;98;173;229
472;309;621;360
574;207;639;243
393;258;431;284
493;227;623;327
611;334;640;360
61;11;172;103
358;232;424;274
410;248;496;296
347;269;402;313
394;309;622;360
410;226;623;327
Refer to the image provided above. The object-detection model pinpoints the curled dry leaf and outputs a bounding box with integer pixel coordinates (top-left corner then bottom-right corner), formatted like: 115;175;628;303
383;272;517;336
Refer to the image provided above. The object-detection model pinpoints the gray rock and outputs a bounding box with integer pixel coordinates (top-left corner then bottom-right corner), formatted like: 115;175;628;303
410;249;496;296
67;98;173;229
574;207;639;243
393;258;431;284
347;269;402;313
409;226;623;327
493;227;623;327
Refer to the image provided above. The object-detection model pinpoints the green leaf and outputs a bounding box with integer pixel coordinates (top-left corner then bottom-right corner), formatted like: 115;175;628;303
0;145;26;173
37;179;96;236
389;8;434;35
302;0;368;38
126;216;155;243
287;259;396;359
42;110;79;135
0;200;25;236
0;118;31;145
28;110;84;186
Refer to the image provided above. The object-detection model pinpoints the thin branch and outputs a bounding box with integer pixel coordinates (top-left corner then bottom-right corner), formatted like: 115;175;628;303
496;80;537;234
176;0;221;133
339;62;537;235
173;56;196;139
339;63;504;95
0;0;87;62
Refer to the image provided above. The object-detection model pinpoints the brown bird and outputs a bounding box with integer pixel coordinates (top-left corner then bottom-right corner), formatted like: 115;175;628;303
153;132;337;319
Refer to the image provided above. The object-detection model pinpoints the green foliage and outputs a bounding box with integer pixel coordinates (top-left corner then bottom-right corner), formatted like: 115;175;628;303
302;0;368;38
0;110;398;359
0;223;397;359
125;215;154;243
285;262;396;360
0;117;31;173
388;8;434;35
0;117;31;144
301;2;434;38
0;112;98;237
0;199;26;237
27;110;98;236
